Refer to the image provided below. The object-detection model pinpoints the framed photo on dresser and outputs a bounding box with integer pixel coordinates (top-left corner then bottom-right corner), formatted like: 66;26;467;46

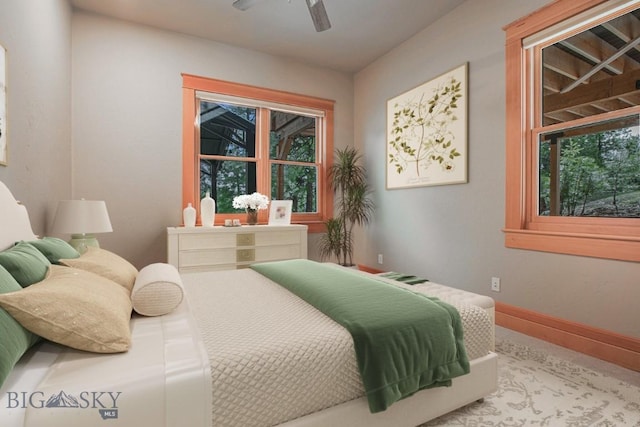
268;200;293;225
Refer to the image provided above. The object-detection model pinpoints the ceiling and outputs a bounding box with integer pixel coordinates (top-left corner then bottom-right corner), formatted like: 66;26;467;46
69;0;467;73
543;8;640;127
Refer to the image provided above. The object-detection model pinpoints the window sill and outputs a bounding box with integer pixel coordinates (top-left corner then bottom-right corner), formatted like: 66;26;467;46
503;228;640;262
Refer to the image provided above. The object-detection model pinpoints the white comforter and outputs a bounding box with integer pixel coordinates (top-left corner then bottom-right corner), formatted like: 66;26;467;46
182;268;493;427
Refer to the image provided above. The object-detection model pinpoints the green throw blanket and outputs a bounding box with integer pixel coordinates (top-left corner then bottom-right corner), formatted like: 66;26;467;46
251;260;470;413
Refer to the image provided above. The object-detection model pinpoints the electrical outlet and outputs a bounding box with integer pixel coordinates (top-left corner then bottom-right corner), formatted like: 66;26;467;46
491;277;501;292
377;254;384;264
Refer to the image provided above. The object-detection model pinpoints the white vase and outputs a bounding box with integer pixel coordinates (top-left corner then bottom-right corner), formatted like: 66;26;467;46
183;203;196;227
200;192;215;227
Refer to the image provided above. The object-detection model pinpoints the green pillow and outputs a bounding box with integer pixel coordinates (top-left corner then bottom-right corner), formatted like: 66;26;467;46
0;264;23;294
0;265;41;388
26;237;80;263
0;242;51;287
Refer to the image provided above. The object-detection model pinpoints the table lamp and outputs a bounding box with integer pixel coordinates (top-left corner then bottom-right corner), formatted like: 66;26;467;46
52;199;113;253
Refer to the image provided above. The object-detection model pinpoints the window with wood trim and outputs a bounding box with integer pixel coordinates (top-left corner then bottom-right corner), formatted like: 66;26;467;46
182;74;334;232
504;0;640;262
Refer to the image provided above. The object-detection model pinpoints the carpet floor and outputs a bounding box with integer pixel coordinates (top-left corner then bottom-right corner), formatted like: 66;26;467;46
422;327;640;426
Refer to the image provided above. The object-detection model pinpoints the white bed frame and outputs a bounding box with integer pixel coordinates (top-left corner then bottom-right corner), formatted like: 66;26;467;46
282;353;496;427
0;181;498;427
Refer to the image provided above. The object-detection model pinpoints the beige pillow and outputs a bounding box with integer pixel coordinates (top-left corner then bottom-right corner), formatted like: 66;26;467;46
0;265;132;353
132;263;184;316
60;247;138;293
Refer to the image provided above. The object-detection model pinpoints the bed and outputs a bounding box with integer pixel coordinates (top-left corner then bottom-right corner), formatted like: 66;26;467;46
0;180;498;427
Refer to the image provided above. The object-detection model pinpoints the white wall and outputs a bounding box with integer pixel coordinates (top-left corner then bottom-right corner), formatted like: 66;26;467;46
0;0;72;233
354;0;640;338
71;12;353;267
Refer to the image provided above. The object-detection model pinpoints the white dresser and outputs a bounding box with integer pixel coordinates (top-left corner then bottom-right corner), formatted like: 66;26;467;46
167;224;308;272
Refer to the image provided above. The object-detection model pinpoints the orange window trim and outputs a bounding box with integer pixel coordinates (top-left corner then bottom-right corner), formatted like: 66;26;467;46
503;0;640;263
181;74;334;233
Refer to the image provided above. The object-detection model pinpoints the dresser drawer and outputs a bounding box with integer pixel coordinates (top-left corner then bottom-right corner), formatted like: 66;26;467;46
236;233;255;246
254;230;301;246
179;248;236;268
255;245;302;262
236;248;255;262
179;264;237;273
179;233;236;250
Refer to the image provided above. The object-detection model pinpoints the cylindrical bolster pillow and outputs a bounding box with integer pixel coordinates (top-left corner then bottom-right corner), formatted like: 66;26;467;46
131;263;184;316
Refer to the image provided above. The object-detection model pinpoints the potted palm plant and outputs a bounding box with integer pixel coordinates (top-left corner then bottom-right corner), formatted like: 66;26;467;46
319;147;374;266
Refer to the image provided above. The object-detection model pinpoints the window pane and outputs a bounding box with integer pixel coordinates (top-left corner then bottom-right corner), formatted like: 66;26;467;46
270;111;316;162
541;10;640;126
201;159;257;213
200;101;256;157
271;164;317;213
538;115;640;217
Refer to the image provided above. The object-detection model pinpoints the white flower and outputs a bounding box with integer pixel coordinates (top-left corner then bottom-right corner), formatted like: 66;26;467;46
232;192;270;210
442;161;455;172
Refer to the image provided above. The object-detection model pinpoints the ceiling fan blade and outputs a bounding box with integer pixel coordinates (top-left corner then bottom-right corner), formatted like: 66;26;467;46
232;0;261;11
306;0;331;32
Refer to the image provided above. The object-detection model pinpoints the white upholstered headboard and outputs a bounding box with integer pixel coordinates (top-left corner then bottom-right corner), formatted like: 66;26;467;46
0;181;38;251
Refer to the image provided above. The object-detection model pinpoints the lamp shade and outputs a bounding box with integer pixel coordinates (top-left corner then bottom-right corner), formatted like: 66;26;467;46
53;200;113;234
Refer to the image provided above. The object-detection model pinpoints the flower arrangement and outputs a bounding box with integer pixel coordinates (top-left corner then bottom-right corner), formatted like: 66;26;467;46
232;192;269;211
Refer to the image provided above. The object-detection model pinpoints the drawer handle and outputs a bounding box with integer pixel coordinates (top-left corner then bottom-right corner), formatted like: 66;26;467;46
236;249;255;262
237;233;255;246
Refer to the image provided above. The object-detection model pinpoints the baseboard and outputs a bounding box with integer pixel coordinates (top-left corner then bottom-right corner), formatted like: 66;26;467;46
495;302;640;372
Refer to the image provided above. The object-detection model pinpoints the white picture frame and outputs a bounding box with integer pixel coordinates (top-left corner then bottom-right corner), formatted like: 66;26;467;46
268;200;293;225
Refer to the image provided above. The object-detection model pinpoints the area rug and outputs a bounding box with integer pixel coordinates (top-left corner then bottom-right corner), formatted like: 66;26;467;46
422;338;640;426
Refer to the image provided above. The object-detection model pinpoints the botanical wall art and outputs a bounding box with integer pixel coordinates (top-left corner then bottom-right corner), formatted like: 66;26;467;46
0;43;6;166
386;63;468;189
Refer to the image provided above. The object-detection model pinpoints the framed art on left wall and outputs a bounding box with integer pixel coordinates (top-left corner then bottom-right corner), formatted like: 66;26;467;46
0;43;6;166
